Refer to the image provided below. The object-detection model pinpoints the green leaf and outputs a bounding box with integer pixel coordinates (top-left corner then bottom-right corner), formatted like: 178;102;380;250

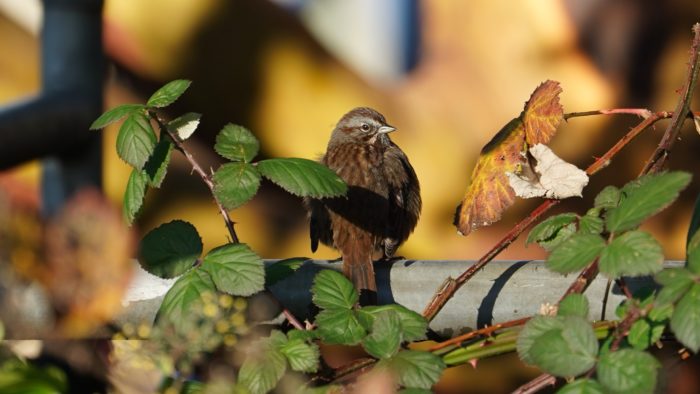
362;310;402;359
597;349;659;394
265;257;308;287
312;269;358;310
546;233;606;274
201;243;264;297
529;316;598;377
238;338;287;394
654;268;694;305
648;303;674;322
594;185;621;210
357;305;428;342
147;79;191;108
280;339;320;373
599;231;664;278
579;212;604;235
606;172;691;233
212;162;261;210
627;319;652;350
144;137;174;188
687;223;700;274
168;112;200;140
90;103;145;130
123;169;148;224
378;350;445;390
0;360;68;394
558;294;589;318
157;268;216;323
257;158;347;198
670;283;700;352
687;193;700;258
287;328;320;342
116;112;157;169
139;220;203;278
517;315;565;365
557;378;605;394
215;124;260;163
316;309;366;345
526;213;578;247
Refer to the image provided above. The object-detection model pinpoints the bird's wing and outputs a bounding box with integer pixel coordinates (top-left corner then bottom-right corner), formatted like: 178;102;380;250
382;143;421;256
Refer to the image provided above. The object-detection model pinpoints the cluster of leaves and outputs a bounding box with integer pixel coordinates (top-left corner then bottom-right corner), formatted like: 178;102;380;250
235;270;444;393
519;171;700;393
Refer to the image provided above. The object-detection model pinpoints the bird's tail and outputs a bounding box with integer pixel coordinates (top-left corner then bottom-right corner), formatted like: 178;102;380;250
342;243;377;305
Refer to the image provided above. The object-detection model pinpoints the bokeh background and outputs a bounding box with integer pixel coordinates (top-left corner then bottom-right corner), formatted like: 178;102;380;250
1;0;700;263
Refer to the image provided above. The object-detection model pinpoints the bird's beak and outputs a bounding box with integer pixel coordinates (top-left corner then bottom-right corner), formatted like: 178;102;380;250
377;125;396;134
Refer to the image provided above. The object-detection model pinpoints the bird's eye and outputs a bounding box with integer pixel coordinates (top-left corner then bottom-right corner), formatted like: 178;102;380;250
360;123;370;131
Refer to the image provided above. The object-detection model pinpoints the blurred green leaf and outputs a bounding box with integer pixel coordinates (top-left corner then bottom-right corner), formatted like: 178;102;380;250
627;320;652;350
579;212;604;235
599;231;663;278
147;79;191;108
116;112;156;169
215;124;260;163
144;137;174;188
362;310;402;359
0;360;68;394
687;221;700;274
90;103;144;130
558;294;589;318
557;378;605;394
597;349;659;394
280;339;320;373
316;309;366;345
670;283;700;352
377;350;445;390
357;304;428;342
157;268;216;323
546;233;606;274
168;112;201;140
257;158;347;198
139;220;203;278
213;163;261;210
648;303;674;322
398;389;433;394
606;172;691;233
517;315;565;365
526;213;578;248
594;185;621;210
312;270;358;310
123;169;148;225
265;257;308;287
201;243;264;297
654;268;694;305
238;337;287;394
529;316;598;377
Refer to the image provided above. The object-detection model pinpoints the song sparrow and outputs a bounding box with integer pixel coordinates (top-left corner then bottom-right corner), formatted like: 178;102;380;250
307;107;421;302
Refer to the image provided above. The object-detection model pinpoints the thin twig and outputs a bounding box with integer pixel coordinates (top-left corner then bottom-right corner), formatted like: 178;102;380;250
564;108;653;120
511;373;556;394
422;111;671;322
429;318;529;352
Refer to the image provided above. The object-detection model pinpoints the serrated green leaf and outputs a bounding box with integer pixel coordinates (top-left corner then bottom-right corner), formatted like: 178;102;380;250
517;315;566;365
90;103;145;130
316;308;366;345
606;172;691;233
144;137;174;188
116;112;157;169
687;193;700;258
280;339;320;373
579;214;604;235
597;349;659;394
139;220;203;278
287;329;320;342
558;294;589;318
265;257;308;287
648;303;673;322
147;79;191;108
312;269;358;310
168;112;200;140
257;158;347;198
599;231;664;278
215;124;260;163
238;337;287;394
157;268;216;323
670;283;700;352
527;213;578;247
377;350;445;390
362;310;402;359
687;223;700;274
627;319;652;350
546;233;606;274
529;316;598;377
123;169;148;224
594;185;621;210
557;378;605;394
654;268;694;305
357;304;428;342
213;162;261;210
201;243;264;297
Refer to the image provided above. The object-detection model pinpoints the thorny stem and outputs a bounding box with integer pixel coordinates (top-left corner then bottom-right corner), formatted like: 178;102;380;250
511;373;557;394
148;111;306;331
429;318;530;352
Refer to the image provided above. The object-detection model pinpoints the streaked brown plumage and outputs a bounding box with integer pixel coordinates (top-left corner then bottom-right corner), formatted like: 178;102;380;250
307;107;421;302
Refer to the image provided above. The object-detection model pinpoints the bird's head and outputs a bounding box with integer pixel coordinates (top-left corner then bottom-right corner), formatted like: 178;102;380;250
331;107;395;145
